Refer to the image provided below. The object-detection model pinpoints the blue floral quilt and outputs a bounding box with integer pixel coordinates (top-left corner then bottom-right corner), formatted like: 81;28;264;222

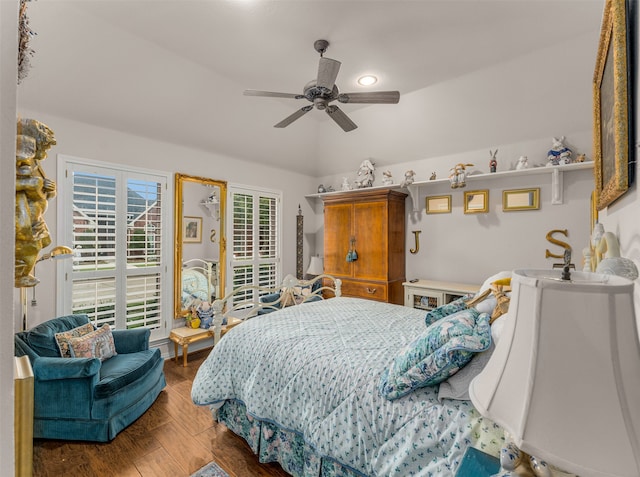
192;297;503;476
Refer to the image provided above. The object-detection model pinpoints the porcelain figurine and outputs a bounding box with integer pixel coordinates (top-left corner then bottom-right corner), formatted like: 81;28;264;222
489;149;498;173
546;136;573;166
381;170;393;186
354;159;375;188
499;433;552;477
516;155;529;170
341;177;352;191
449;163;474;189
400;170;415;188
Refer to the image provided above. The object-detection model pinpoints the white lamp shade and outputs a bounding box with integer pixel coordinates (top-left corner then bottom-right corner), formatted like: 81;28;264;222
469;269;640;477
306;256;323;276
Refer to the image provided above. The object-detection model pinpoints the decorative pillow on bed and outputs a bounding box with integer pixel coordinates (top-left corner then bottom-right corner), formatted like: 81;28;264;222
379;308;491;400
424;294;474;326
55;322;95;358
68;324;117;361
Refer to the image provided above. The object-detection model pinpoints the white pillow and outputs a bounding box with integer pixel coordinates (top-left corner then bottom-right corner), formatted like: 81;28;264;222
491;311;510;344
437;343;495;401
478;271;512;294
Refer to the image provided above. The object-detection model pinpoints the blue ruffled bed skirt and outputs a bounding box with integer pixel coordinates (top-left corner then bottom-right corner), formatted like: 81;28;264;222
217;399;364;477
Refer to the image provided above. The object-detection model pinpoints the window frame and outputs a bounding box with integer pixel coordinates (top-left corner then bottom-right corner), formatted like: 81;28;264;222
56;155;173;341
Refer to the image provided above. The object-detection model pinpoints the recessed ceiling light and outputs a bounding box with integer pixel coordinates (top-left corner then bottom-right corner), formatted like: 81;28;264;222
357;75;378;86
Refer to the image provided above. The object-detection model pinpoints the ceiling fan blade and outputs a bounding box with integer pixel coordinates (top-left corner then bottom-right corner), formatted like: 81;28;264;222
274;106;313;128
244;89;302;99
316;57;341;91
326;105;357;132
337;91;400;104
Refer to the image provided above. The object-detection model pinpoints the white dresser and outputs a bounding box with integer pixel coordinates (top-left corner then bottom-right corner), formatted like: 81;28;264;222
403;280;479;311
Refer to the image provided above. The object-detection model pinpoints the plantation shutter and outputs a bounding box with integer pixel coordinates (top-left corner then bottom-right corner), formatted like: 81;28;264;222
228;186;281;304
60;158;170;340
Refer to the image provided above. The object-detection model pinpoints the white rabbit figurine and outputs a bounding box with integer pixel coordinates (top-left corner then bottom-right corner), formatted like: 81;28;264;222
516;156;529;170
546;136;572;166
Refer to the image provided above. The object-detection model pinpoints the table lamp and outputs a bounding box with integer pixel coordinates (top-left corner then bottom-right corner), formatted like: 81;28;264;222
306;256;323;277
469;268;640;477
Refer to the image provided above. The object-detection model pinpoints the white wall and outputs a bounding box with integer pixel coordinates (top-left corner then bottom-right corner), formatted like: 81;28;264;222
12;111;318;341
310;33;598;286
314;33;597;180
313;153;593;286
1;0;18;472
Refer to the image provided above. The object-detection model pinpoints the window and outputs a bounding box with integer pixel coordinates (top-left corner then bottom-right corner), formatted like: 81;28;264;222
58;156;171;341
227;185;281;304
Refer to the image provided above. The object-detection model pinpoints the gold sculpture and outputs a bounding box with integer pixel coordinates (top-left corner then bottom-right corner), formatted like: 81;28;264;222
15;118;57;288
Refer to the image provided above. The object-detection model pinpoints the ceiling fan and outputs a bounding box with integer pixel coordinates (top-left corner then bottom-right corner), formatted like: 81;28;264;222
243;39;400;132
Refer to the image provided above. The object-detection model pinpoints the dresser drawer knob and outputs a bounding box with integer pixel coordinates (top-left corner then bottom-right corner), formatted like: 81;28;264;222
366;288;377;294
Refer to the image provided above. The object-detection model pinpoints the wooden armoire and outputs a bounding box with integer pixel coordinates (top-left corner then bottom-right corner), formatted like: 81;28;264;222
322;189;407;304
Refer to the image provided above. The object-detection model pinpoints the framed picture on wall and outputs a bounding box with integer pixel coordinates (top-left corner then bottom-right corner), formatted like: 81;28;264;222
593;0;634;210
502;188;540;212
425;195;452;214
463;190;489;214
183;216;202;243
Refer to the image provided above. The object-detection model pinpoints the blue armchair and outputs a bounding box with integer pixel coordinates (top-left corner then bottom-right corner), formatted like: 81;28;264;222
14;314;166;442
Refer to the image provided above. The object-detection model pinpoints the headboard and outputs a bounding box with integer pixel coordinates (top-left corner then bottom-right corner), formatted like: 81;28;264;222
210;273;342;344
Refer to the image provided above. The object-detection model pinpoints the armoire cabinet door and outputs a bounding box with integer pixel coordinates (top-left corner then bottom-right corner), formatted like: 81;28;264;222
352;200;388;281
323;202;353;278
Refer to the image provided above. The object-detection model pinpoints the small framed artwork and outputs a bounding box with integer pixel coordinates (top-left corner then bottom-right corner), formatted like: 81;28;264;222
183;216;202;243
464;190;489;214
502;188;540;212
425;195;452;214
593;0;634;210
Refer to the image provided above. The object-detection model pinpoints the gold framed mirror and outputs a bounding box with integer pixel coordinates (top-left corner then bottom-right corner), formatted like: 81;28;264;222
425;195;452;214
174;173;227;319
502;188;540;211
464;190;489;214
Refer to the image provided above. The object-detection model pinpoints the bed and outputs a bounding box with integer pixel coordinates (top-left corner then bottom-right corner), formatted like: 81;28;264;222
192;274;506;477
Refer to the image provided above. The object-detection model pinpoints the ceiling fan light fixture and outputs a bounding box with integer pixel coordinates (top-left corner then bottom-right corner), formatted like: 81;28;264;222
357;75;378;86
246;39;399;132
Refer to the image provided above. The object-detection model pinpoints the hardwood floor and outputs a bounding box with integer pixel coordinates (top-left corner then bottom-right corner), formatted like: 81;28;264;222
33;348;290;477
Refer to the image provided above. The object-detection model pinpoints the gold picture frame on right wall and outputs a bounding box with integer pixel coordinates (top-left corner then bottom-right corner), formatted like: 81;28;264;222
503;188;540;212
593;0;634;210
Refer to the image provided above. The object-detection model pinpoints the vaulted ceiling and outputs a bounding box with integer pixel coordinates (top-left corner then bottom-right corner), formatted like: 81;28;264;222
18;0;604;176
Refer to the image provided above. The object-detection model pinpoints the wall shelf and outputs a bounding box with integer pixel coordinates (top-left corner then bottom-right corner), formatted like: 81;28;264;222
306;161;593;212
